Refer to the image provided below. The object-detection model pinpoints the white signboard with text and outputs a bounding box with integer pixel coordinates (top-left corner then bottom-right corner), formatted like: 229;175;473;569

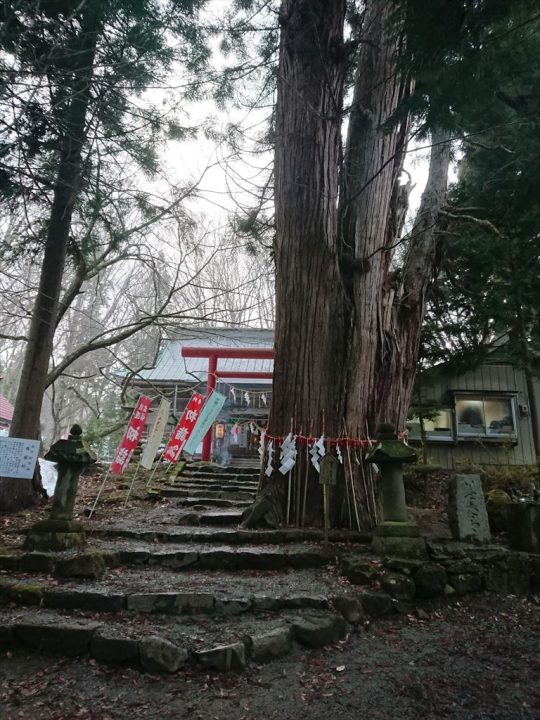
0;438;41;479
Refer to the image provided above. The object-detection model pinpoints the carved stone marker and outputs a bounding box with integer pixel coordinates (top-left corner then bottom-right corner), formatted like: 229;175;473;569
448;474;491;544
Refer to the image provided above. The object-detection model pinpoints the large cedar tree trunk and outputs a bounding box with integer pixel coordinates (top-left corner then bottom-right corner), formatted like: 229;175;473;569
267;0;349;525
1;6;101;511
264;0;452;530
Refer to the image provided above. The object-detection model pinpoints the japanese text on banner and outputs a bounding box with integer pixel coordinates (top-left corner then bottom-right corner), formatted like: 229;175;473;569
163;393;204;463
111;396;151;475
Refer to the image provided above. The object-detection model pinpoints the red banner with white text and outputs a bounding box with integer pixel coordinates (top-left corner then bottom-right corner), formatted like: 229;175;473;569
110;395;152;475
163;392;204;463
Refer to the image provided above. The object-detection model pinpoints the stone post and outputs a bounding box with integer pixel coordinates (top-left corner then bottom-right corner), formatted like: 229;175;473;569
24;424;96;551
366;424;427;560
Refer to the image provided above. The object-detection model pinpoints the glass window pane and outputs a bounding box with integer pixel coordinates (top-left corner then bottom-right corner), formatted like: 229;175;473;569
456;399;485;435
484;398;515;435
406;410;453;441
425;409;453;439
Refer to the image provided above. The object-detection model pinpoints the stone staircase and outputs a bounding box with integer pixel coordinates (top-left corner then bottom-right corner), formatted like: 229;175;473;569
151;464;260;510
0;463;374;673
4;462;535;674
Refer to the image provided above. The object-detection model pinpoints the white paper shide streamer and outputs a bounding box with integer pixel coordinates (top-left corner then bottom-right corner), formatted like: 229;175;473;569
258;430;266;462
309;434;326;473
279;433;297;475
265;440;274;477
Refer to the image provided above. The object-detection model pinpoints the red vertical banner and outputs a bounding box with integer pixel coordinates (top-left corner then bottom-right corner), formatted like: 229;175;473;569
163;392;204;463
111;396;152;475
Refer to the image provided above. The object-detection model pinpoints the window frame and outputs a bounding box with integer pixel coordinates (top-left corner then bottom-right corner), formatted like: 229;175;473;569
453;391;518;442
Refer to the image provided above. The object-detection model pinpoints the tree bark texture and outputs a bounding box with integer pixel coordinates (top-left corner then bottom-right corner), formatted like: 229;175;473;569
1;5;101;511
266;0;350;526
266;0;452;529
340;0;409;437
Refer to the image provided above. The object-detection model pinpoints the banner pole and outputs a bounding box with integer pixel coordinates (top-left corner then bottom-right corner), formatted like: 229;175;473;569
88;467;112;519
146;449;166;488
124;461;142;506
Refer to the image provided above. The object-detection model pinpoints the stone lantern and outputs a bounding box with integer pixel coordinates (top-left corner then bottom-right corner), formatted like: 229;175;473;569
366;424;427;560
24;425;96;551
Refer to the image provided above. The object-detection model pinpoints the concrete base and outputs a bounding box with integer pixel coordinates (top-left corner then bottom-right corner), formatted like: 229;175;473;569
24;519;86;552
372;521;428;561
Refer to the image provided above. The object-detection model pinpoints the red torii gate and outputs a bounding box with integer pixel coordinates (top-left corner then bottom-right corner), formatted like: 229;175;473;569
181;346;274;461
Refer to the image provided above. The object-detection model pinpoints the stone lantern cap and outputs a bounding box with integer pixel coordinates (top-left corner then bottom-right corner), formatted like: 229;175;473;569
365;423;417;464
44;424;97;466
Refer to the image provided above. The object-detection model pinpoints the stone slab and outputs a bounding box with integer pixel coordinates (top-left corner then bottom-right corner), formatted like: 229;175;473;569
194;642;246;671
139;636;188;673
15;619;102;656
249;627;291;662
91;629;140;664
292;613;347;648
448;474;491;544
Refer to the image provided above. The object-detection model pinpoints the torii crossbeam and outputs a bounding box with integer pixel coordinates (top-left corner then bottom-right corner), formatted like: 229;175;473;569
181;346;274;460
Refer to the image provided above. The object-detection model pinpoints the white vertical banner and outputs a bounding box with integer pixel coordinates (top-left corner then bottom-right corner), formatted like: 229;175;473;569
140;398;171;469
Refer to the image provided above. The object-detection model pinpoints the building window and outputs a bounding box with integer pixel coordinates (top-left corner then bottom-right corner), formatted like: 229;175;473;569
407;409;454;442
455;395;516;439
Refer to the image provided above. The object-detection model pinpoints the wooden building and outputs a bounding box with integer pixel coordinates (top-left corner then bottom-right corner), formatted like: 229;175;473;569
408;352;540;468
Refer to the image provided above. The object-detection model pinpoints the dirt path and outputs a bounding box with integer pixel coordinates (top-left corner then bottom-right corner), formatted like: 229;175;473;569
1;595;538;720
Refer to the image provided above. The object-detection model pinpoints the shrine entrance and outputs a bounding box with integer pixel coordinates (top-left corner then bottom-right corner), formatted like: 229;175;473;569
180;346;274;461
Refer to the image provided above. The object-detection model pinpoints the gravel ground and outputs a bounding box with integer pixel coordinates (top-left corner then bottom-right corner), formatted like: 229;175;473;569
1;595;538;720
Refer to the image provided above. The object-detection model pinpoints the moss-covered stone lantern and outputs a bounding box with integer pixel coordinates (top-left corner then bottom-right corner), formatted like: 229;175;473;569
366;424;427;560
24;425;96;552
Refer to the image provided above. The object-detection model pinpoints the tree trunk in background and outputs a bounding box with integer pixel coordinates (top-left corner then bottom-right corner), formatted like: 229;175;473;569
265;0;452;530
1;6;101;511
374;131;451;429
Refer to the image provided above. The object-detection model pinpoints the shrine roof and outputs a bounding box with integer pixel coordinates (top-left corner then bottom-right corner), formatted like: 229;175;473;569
0;393;14;422
134;327;274;384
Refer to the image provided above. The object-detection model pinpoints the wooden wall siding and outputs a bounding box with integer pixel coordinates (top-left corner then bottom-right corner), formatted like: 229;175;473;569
418;364;537;468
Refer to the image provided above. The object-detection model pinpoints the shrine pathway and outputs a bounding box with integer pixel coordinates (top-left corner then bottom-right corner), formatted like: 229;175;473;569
0;594;538;720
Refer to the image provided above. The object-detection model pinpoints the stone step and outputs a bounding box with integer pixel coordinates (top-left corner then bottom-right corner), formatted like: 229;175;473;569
180;470;259;481
0;567;346;616
1;540;346;574
159;493;253;507
0;605;349;672
161;488;255;501
89;524;371;546
168;480;260;491
190;509;244;525
186;463;260;475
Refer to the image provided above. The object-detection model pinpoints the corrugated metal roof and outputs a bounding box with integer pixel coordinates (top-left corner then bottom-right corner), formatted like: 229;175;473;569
137;327;274;384
0;393;14;422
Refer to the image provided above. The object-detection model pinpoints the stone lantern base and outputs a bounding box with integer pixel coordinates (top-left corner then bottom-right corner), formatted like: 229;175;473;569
372;521;428;561
23;519;87;552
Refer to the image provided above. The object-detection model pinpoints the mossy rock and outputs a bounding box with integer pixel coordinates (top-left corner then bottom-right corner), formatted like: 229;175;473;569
7;583;44;606
486;489;512;533
56;551;106;579
339;554;380;585
414;563;448;598
486;489;512;504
